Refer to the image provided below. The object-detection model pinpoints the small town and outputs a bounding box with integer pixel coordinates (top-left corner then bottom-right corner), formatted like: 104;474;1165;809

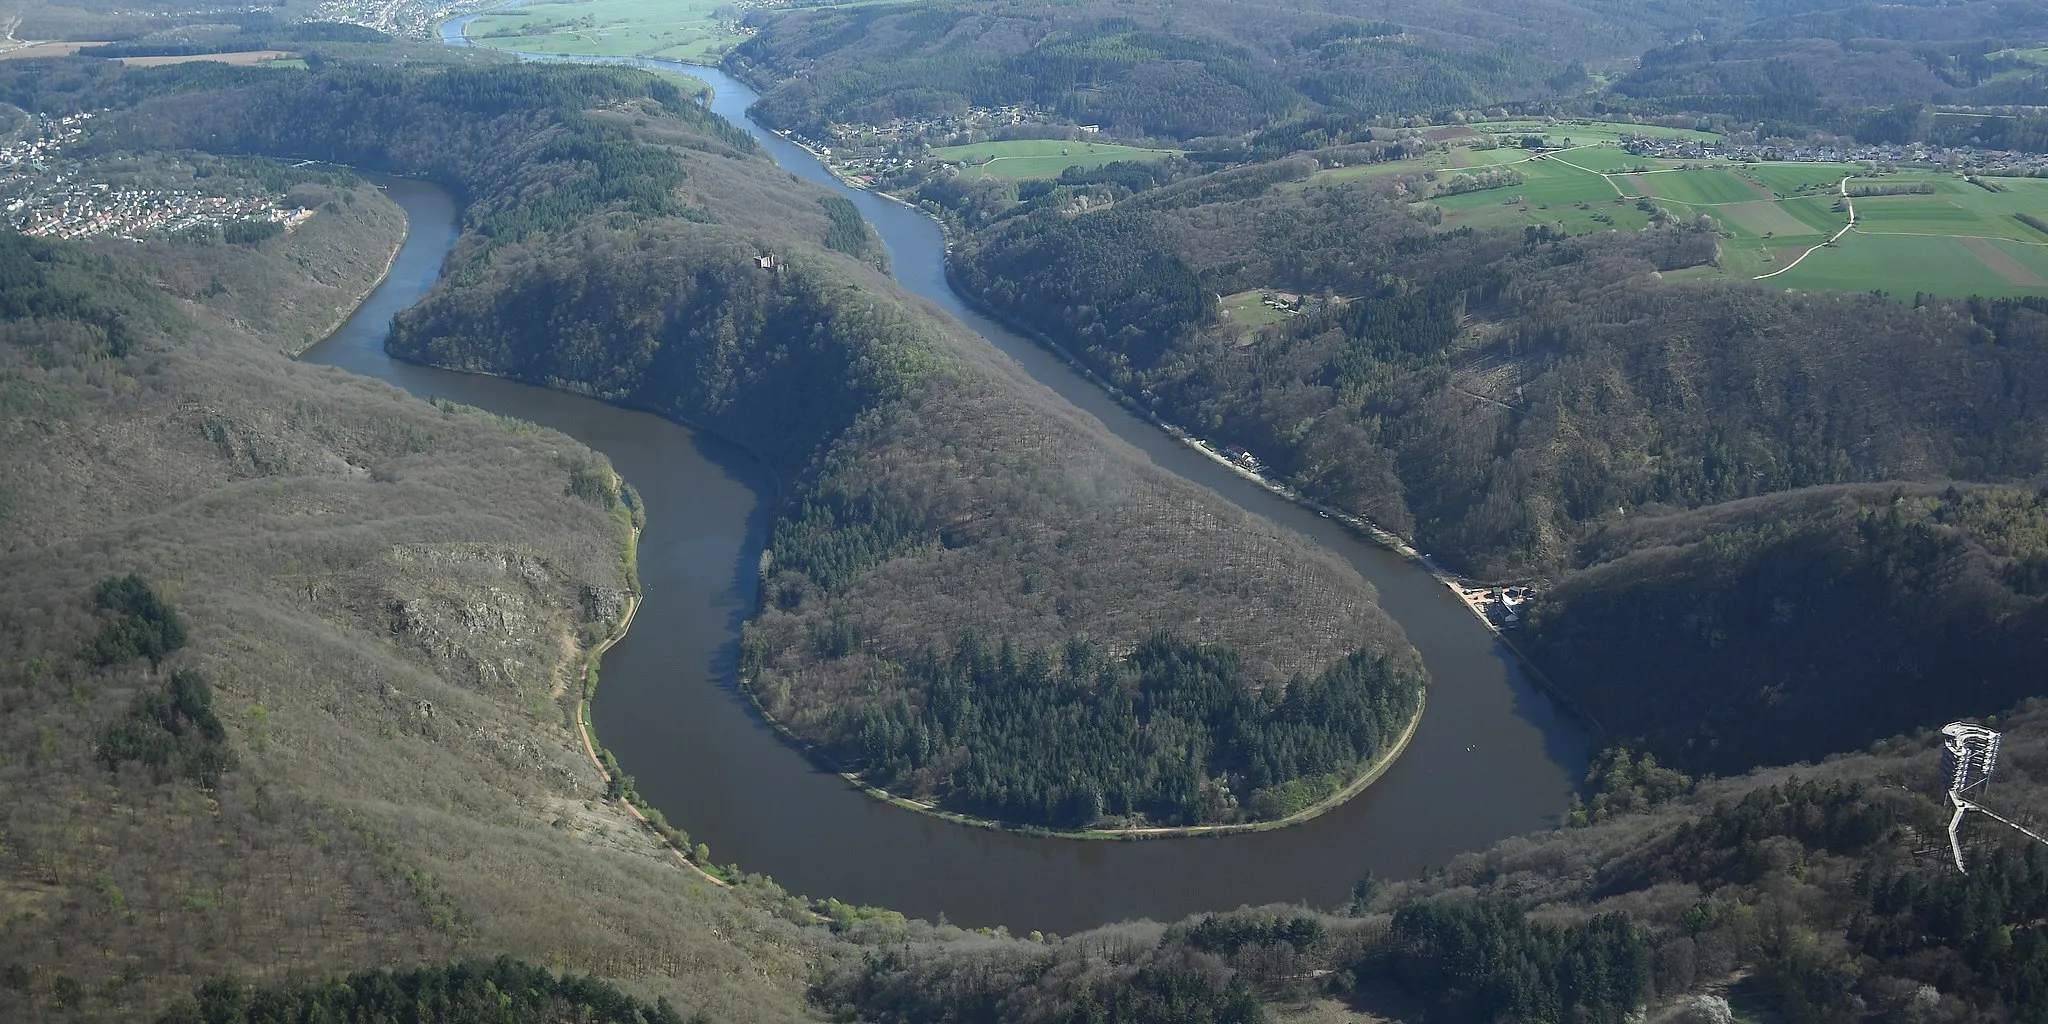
3;111;308;241
313;0;488;37
8;184;310;241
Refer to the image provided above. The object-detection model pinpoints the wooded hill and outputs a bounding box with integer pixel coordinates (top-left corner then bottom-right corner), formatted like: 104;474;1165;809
1611;0;2048;136
729;0;2048;144
727;0;1636;139
937;143;2048;801
1525;484;2048;775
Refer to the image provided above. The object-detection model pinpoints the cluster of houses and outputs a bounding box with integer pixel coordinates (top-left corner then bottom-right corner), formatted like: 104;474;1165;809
1621;136;2048;176
822;104;1044;149
318;0;481;36
0;112;92;171
792;104;1058;184
1257;292;1333;318
7;181;307;242
2;108;313;242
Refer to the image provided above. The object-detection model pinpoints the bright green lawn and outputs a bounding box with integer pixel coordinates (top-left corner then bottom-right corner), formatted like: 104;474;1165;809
930;139;1179;179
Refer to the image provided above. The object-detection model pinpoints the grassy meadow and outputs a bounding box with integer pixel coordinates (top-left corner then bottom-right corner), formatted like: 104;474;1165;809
1468;117;1720;146
463;0;755;62
930;138;1180;179
1402;139;2046;297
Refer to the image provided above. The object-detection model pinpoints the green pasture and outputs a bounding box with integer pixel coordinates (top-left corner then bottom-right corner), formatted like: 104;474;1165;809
1993;46;2048;65
463;0;810;62
1433;161;1657;235
1414;152;2044;297
1776;195;1853;234
1300;145;1530;186
931;139;1179;179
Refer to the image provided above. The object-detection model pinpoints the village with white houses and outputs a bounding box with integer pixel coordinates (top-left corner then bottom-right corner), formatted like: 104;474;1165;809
3;110;312;242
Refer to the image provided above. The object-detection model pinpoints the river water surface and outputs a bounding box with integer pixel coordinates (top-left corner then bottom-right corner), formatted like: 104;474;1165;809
306;36;1587;933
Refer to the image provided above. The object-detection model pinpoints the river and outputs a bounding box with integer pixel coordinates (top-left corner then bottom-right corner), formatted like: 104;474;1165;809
303;31;1587;934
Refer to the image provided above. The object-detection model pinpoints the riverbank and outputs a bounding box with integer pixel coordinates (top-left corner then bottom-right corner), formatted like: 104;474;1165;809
337;49;1582;932
572;517;732;888
928;250;1612;737
737;664;1428;840
292;218;405;357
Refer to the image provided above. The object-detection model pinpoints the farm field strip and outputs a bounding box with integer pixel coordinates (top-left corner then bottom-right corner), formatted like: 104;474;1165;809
463;0;915;61
930;139;1180;179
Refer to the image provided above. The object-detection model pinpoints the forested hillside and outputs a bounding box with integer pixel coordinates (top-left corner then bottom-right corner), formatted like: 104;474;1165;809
1525;484;2048;774
815;700;2048;1024
948;159;2048;578
1613;0;2048;131
728;0;1631;139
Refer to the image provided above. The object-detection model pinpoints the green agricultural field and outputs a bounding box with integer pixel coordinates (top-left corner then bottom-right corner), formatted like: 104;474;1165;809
1300;144;1532;185
1740;163;1859;199
1851;176;2048;243
1469;118;1719;146
1433;162;1656;235
931;139;1179;179
1769;232;2048;297
1776;195;1852;234
1551;146;1668;173
461;0;914;62
1635;168;1767;205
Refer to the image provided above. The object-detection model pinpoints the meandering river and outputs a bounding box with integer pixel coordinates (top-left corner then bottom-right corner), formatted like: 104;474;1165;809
302;32;1587;933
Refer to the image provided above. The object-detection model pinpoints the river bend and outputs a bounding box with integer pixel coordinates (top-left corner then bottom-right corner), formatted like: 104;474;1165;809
304;35;1587;933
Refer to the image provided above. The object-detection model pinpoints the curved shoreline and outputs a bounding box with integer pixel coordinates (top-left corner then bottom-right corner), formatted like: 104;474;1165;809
737;668;1428;840
572;521;731;889
425;29;1454;841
